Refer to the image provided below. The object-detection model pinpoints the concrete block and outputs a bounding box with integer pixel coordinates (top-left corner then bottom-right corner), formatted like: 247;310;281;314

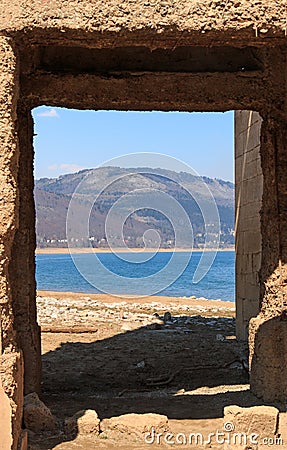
235;154;244;182
235;230;245;256
241;178;262;206
236;254;253;275
235;113;262;346
235;128;246;158
243;297;260;318
250;112;262;127
65;409;100;435
235;204;251;223
252;252;262;272
245;272;260;286
244;158;262;181
243;231;262;254
223;405;279;450
236;318;248;341
235;278;246;299
237;126;259;158
235;110;253;136
250;316;287;402
237;216;261;233
101;413;169;436
246;148;261;165
235;150;261;184
236;318;249;341
245;121;261;154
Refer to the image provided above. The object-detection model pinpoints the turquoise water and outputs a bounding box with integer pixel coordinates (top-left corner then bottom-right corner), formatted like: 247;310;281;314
36;251;235;302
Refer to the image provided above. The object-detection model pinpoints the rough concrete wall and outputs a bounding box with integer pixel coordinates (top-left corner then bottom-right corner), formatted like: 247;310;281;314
0;36;25;450
18;35;286;405
235;111;263;341
20;45;285;119
249;115;287;402
0;0;285;45
10;108;41;395
259;117;287;317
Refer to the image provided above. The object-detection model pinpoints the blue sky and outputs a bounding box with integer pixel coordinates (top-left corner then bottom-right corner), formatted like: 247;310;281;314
33;107;234;182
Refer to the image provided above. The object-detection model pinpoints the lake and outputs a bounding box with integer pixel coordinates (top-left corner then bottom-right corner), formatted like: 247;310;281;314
36;250;235;302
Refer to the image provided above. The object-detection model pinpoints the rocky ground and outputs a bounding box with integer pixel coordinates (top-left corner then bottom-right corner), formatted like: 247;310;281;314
27;292;285;449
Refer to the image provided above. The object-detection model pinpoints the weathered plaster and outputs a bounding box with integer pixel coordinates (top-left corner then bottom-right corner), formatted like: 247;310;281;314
0;2;286;447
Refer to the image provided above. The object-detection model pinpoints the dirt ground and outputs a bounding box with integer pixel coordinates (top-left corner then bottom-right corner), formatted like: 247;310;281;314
28;292;284;450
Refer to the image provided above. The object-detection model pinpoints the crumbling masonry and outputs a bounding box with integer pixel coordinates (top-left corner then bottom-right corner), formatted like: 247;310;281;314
0;1;286;448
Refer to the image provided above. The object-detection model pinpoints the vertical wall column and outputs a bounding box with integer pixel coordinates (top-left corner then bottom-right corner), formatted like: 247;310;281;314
249;116;287;402
10;106;41;395
0;36;25;450
235;111;263;341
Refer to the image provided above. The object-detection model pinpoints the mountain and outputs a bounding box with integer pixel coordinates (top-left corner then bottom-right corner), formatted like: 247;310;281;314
35;166;235;248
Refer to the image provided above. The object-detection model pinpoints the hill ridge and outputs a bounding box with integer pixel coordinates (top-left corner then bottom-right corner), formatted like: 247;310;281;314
35;166;235;249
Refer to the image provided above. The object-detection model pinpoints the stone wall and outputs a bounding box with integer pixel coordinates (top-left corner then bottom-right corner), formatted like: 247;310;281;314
10;107;41;396
0;36;25;450
249;114;287;403
235;111;263;341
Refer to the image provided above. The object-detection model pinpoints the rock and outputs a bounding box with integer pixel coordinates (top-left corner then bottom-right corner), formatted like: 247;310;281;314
119;309;126;319
136;360;145;369
23;393;56;433
121;323;134;331
65;409;100;435
223;405;279;450
151;315;164;323
216;333;225;341
151;317;164;325
163;312;172;323
249;315;287;402
149;322;162;330
101;413;169;436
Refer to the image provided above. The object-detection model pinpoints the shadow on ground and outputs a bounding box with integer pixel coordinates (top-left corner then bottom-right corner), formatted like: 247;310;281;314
32;316;281;449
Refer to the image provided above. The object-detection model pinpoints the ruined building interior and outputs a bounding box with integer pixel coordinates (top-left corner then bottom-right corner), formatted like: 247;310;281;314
0;1;287;448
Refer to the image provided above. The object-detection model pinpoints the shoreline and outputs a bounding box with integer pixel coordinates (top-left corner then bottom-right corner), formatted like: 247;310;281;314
36;247;235;255
37;290;235;308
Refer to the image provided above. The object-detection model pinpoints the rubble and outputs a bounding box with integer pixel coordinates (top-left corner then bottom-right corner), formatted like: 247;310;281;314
100;413;169;436
23;393;56;433
223;405;279;450
65;409;100;435
36;295;235;335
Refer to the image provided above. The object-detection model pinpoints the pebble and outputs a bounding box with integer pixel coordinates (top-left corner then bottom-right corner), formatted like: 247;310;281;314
36;296;235;333
216;334;225;341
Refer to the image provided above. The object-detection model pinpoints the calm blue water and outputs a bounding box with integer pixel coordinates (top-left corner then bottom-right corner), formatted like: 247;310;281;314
36;251;235;302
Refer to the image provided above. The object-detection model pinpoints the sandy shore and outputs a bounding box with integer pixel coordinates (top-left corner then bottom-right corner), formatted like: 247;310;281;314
37;290;235;309
36;247;235;254
37;289;235;336
35;289;244;450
